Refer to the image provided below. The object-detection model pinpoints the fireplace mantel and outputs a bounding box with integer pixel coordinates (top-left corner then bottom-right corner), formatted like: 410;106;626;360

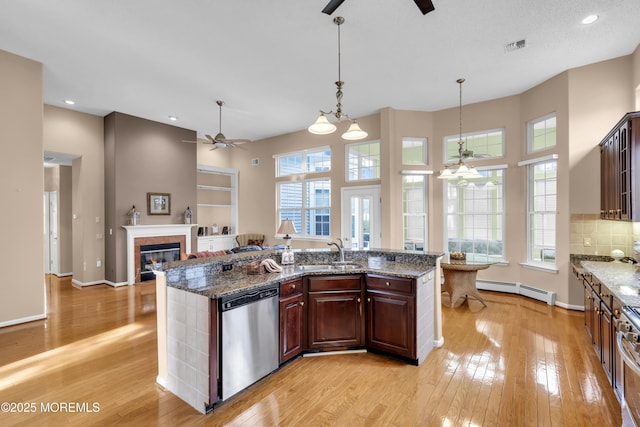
123;224;196;285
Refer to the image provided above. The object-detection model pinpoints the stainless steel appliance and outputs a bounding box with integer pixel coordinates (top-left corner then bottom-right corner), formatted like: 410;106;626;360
219;285;279;401
617;306;640;426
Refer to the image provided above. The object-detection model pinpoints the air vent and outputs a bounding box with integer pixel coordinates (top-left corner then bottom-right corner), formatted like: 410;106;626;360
504;39;526;52
251;158;259;166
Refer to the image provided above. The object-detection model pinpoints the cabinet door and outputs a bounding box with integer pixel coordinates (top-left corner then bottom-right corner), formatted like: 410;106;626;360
619;122;631;220
583;281;594;339
601;303;613;384
366;291;415;358
279;293;304;364
307;290;363;349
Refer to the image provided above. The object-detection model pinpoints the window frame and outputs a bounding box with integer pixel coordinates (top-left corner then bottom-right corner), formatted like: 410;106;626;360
525;159;557;268
402;174;428;251
402;137;428;166
274;146;331;177
442;166;506;261
444;128;505;164
277;178;331;240
345;140;381;182
527;113;557;153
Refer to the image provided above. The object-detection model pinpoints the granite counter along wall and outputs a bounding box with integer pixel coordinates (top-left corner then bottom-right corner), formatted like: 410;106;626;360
155;248;443;413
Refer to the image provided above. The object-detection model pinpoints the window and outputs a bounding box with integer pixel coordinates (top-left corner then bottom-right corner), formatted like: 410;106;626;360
402;175;427;251
527;113;556;152
275;147;331;177
528;160;557;265
346;140;380;181
444;169;505;260
402;137;427;165
444;129;504;163
277;179;331;238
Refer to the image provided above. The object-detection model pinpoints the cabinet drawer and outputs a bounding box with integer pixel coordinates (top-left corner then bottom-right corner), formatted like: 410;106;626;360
307;275;362;292
366;275;414;294
280;279;302;298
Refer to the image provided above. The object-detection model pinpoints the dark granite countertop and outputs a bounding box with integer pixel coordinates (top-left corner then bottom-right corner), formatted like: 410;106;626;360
162;249;443;299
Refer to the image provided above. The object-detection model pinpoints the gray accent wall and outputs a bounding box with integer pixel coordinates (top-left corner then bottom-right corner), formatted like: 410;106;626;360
104;112;197;284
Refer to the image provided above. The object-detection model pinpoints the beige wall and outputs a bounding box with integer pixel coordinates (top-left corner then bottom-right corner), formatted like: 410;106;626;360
0;50;44;326
44;106;105;286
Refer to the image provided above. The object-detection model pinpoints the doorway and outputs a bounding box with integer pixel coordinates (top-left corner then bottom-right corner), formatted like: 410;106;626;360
44;191;59;275
341;186;381;250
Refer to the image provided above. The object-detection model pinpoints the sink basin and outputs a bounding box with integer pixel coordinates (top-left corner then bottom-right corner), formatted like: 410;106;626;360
296;263;360;271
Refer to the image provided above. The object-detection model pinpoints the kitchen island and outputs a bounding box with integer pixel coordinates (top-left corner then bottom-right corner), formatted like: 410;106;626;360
154;248;443;413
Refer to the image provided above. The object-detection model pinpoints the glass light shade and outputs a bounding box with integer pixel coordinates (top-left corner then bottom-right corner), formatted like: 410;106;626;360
308;114;337;135
437;168;454;179
341;121;368;140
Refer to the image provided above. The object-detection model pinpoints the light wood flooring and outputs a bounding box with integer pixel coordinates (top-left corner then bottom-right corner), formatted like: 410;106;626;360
0;275;621;426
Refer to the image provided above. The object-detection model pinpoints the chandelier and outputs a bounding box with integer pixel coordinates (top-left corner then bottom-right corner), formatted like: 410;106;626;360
437;78;481;179
308;16;368;141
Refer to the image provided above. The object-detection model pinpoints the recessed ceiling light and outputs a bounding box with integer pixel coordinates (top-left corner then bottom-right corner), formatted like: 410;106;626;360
64;99;75;105
582;14;598;25
168;116;178;121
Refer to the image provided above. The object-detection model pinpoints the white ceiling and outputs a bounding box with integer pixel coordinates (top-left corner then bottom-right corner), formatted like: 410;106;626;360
2;0;639;143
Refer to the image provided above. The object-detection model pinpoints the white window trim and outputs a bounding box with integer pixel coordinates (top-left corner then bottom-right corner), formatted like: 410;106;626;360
524;158;557;267
345;139;381;182
526;112;557;153
402;136;428;166
402;175;428;252
442;166;507;260
277;177;331;239
444;128;505;164
273;145;332;177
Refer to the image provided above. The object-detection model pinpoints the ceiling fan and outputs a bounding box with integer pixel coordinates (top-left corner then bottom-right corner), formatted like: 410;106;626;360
185;100;251;150
322;0;434;15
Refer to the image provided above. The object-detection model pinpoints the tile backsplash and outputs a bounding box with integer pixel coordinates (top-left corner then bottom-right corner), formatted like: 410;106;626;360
570;213;640;257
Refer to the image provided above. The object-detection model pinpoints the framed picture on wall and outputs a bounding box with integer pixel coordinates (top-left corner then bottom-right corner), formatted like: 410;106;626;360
147;192;171;215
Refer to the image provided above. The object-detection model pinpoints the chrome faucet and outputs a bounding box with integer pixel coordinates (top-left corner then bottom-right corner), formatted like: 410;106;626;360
328;238;345;263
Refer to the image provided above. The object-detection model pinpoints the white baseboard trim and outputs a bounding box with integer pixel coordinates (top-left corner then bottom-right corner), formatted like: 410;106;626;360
0;313;46;328
476;279;557;306
72;279;106;287
104;280;129;287
555;301;584;311
156;376;167;389
433;337;445;348
57;272;73;277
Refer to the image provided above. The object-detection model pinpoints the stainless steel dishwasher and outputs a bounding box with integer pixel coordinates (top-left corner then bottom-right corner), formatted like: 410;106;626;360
219;285;279;401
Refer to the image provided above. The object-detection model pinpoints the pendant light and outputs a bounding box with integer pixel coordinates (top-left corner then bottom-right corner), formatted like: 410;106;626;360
308;16;368;141
438;78;481;180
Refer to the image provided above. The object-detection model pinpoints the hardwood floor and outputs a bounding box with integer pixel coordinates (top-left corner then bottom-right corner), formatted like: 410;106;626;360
0;275;621;426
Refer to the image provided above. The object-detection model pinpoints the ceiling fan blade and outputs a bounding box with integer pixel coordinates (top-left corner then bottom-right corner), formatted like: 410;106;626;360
322;0;345;15
204;134;216;144
222;138;251;144
414;0;435;15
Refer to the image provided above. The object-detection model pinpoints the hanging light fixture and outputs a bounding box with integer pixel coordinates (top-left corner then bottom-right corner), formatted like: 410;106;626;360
438;78;481;180
308;16;368;141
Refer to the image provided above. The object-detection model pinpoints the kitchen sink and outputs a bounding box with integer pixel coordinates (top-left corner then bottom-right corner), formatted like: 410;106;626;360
296;263;360;271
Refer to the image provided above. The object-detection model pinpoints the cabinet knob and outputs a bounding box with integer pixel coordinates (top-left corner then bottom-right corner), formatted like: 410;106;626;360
291;284;296;289
385;282;390;286
300;301;304;307
615;309;620;316
357;298;361;303
367;297;371;302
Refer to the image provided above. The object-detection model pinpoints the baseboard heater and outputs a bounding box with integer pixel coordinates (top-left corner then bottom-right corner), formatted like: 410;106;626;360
475;280;557;305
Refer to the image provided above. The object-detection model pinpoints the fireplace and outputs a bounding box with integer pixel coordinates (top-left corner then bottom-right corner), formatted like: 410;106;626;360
123;224;195;285
139;242;181;282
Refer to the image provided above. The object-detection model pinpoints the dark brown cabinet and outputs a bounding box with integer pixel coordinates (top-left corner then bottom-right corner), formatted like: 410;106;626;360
279;278;304;364
307;275;364;350
365;275;416;359
600;112;640;220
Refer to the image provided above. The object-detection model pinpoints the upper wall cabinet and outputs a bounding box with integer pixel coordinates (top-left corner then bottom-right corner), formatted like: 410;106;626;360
600;112;640;221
